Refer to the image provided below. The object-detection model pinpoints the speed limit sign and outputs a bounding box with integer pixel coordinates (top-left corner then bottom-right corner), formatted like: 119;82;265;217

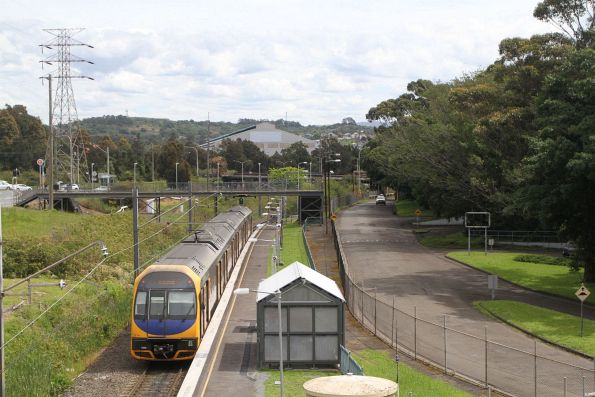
36;158;44;166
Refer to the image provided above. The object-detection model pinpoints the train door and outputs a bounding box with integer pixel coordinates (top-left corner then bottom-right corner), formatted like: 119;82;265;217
148;289;167;336
200;286;207;339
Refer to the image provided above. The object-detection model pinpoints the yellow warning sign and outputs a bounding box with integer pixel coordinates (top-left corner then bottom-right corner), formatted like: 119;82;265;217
330;214;337;221
415;209;422;216
576;284;591;302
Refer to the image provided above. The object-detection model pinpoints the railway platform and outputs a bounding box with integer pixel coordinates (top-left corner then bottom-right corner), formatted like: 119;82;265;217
196;227;274;396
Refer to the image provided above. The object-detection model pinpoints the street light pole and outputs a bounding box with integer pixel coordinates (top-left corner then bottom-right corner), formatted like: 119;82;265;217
233;160;246;189
185;146;199;177
258;162;261;189
175;162;180;191
107;146;110;191
91;163;95;190
133;162;138;189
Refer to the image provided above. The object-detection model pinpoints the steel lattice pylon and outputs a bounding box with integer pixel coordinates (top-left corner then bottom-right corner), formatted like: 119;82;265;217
40;28;93;184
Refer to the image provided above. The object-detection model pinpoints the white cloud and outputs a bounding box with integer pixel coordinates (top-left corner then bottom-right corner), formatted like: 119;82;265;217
0;0;555;125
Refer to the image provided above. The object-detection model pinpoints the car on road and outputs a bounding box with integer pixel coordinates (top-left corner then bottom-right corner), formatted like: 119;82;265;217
60;183;80;191
375;194;386;205
94;185;109;191
562;241;577;257
0;180;13;190
12;184;32;191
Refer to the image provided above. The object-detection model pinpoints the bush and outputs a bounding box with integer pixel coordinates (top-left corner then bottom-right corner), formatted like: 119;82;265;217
513;254;572;267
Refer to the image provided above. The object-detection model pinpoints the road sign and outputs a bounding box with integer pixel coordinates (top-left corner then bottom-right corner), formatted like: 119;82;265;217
36;158;44;166
415;209;422;216
576;285;590;302
330;214;337;221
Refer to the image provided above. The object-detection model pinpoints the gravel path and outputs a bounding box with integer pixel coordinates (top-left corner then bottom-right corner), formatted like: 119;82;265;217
62;327;147;397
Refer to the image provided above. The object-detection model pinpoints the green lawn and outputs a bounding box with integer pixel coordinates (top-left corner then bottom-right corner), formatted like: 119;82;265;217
353;349;473;397
280;223;309;267
1;207;84;239
263;350;473;397
476;300;595;356
394;200;434;217
264;369;337;397
448;251;591;303
420;232;483;249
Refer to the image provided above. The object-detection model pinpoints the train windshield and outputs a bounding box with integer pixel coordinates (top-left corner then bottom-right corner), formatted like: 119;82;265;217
134;289;196;320
168;291;196;319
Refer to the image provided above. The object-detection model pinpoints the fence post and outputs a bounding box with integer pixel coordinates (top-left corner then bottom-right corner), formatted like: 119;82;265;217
484;326;488;388
534;341;537;397
360;282;364;325
374;288;377;335
391;296;395;349
443;315;447;374
583;376;586;397
414;306;417;361
563;377;567;397
27;279;32;304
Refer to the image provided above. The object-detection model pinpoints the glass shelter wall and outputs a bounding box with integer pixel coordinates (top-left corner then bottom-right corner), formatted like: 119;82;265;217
258;283;344;367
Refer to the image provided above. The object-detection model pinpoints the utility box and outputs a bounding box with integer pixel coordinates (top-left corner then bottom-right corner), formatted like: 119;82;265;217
256;261;345;368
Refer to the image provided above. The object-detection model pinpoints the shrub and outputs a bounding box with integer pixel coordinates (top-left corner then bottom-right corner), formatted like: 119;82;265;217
513;254;572;267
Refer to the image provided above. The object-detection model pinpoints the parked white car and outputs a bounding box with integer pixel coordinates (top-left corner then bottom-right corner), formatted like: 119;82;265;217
0;180;12;190
12;184;32;191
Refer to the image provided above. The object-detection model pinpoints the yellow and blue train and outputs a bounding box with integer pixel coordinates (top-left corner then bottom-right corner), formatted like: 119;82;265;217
130;206;252;361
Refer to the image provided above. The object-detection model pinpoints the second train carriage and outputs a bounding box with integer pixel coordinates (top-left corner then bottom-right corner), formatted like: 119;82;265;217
130;206;252;361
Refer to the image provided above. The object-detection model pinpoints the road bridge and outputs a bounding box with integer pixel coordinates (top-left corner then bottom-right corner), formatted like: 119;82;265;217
15;186;323;222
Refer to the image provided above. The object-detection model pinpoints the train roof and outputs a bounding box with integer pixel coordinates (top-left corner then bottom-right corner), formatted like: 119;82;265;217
154;206;252;279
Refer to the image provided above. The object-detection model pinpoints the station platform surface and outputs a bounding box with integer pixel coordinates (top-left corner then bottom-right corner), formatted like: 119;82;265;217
199;220;484;396
198;227;273;396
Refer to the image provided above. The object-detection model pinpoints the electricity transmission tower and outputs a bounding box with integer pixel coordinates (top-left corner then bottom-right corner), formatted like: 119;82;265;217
40;28;94;185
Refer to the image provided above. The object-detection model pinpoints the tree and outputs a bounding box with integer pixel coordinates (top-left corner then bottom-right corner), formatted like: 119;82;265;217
518;48;595;280
533;0;594;48
0;110;20;147
280;141;310;167
156;137;189;183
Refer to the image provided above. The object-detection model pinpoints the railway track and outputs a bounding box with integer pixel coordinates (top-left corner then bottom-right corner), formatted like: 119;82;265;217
119;363;188;397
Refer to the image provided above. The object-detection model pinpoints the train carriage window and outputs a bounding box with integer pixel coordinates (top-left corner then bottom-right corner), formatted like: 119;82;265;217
149;290;166;319
134;291;147;319
168;291;196;319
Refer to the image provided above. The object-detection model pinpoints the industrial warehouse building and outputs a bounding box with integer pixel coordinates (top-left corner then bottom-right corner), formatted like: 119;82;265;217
210;122;317;156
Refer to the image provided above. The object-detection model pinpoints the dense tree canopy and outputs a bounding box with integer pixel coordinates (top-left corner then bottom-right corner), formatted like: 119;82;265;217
363;1;595;279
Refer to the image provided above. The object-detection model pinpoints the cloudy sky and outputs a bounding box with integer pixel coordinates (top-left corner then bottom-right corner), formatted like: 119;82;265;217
1;1;553;125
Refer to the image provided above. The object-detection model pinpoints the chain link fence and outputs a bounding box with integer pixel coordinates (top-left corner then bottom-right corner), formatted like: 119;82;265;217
332;221;595;397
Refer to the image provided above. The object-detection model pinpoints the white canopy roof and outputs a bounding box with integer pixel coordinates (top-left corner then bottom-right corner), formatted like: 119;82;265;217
257;261;345;302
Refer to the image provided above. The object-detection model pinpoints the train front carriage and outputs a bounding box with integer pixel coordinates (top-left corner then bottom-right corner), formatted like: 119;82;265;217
130;206;252;362
130;266;200;360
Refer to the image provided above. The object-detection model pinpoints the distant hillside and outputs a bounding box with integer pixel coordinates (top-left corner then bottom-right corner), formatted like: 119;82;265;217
80;115;374;144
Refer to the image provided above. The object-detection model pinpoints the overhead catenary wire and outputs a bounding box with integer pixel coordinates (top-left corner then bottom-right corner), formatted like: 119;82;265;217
0;201;199;351
0;194;245;354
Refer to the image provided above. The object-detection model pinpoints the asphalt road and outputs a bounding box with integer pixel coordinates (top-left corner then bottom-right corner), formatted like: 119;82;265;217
336;201;595;397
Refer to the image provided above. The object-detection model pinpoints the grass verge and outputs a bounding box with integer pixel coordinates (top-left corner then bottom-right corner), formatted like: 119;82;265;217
352;349;473;397
394;200;434;218
475;300;595;356
448;251;591;303
420;232;482;249
263;349;473;397
264;369;336;397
